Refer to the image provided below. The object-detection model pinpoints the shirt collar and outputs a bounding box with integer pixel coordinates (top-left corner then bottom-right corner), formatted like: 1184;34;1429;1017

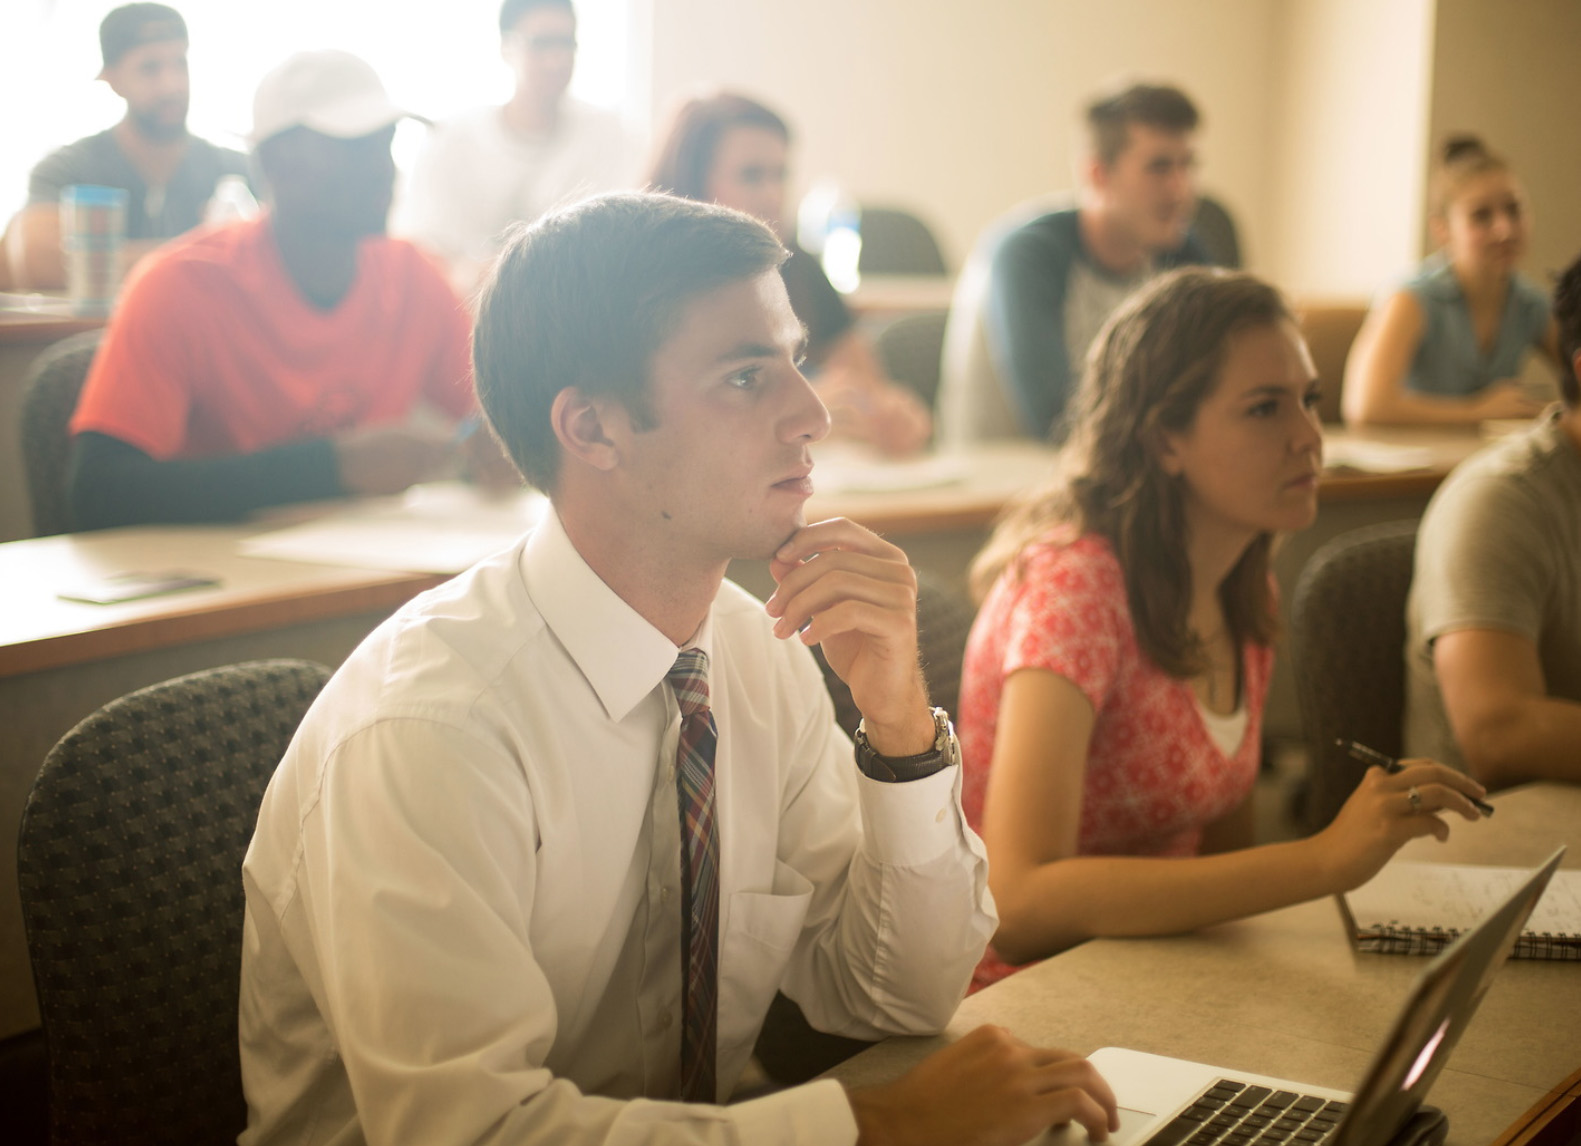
520;508;716;723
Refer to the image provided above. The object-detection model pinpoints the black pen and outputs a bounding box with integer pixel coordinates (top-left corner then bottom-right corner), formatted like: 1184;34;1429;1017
1336;738;1495;817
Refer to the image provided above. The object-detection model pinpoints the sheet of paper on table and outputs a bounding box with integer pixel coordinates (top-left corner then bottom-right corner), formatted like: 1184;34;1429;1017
811;447;970;494
239;483;548;574
1323;439;1439;473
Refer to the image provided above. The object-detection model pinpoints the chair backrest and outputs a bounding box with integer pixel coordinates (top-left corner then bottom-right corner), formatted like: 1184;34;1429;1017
17;658;332;1146
1291;521;1418;831
1295;301;1369;424
1191;193;1243;269
875;310;949;409
21;330;103;536
857;205;949;277
815;571;978;737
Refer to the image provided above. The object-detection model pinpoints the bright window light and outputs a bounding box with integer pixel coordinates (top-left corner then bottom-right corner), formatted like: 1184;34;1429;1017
0;0;641;224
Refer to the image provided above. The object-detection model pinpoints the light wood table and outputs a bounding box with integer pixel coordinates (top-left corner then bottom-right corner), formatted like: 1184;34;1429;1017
0;428;1497;1037
827;783;1581;1145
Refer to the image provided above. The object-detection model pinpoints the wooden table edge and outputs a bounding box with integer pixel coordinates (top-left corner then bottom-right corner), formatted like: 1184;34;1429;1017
0;572;445;677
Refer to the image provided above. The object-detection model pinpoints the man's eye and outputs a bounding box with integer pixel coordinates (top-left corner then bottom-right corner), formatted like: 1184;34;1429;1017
1248;400;1278;418
728;367;762;390
1302;387;1323;410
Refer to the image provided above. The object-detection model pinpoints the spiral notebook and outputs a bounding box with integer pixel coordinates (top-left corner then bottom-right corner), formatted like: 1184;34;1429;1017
1338;860;1581;960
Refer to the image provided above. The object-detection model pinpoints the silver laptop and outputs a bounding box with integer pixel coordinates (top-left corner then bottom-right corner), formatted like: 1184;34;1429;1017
1040;846;1567;1146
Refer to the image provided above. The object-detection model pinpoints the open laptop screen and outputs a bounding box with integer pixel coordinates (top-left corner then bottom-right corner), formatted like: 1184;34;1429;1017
1334;846;1566;1146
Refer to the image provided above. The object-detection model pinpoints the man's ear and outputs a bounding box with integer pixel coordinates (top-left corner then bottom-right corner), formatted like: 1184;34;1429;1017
550;387;623;473
1428;213;1450;250
1085;153;1109;196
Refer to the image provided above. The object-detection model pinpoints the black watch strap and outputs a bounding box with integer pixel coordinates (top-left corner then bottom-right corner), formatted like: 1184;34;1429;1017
853;707;957;783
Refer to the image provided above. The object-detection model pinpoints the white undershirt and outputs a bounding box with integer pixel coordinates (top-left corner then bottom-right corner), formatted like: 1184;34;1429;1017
1195;694;1250;758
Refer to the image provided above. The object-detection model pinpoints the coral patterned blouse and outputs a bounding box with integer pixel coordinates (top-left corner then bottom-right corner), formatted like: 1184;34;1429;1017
959;534;1273;989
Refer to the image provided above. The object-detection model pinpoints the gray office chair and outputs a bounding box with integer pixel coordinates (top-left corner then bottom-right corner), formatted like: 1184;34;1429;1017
1291;521;1418;832
20;330;102;536
857;205;949;277
17;658;332;1146
875;310;950;410
1192;193;1243;269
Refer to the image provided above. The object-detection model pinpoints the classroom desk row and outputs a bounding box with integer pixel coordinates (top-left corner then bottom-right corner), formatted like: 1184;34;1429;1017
0;429;1492;1038
827;782;1581;1146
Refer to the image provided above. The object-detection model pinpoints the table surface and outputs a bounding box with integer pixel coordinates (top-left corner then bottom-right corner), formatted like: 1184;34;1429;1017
0;427;1492;679
0;526;443;678
826;783;1581;1146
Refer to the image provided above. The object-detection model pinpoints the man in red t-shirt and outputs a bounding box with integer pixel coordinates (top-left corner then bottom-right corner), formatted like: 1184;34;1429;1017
68;50;481;530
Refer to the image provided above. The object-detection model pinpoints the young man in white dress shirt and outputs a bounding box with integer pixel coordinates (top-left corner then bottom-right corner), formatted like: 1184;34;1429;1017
238;192;1119;1144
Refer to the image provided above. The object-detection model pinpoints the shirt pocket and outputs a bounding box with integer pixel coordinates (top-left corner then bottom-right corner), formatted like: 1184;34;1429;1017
717;860;814;1064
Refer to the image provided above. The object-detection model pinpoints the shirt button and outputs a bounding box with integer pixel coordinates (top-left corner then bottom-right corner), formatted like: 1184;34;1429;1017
936;806;948;823
660;886;672;904
658;1010;674;1031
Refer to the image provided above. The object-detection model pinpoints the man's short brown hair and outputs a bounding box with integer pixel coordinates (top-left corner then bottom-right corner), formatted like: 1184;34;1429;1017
473;192;787;492
1086;83;1199;166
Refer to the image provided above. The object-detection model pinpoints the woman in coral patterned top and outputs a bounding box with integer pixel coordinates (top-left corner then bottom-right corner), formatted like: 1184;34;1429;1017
960;269;1488;991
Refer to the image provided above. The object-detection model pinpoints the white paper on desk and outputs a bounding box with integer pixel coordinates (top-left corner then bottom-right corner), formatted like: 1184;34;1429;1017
1322;439;1438;473
1344;861;1581;934
239;483;548;574
812;453;969;494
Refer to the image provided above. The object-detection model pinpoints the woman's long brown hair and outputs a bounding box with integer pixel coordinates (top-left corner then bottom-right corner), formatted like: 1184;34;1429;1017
970;267;1293;678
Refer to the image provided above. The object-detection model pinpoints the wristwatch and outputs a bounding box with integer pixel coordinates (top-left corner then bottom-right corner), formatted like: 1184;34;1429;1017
853;706;958;783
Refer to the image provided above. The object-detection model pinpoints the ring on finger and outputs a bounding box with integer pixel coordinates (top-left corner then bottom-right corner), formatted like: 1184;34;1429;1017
1407;786;1422;813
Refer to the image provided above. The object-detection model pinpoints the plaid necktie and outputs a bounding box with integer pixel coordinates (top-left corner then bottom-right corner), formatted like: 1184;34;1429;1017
668;649;719;1102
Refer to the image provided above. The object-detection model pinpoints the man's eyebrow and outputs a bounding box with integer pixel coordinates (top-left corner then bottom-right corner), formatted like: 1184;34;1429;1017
713;342;781;364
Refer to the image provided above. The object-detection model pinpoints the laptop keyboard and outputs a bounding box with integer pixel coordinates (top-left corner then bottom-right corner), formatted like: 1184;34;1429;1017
1144;1080;1348;1146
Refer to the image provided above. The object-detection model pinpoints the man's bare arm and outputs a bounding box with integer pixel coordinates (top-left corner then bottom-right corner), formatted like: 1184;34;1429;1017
1435;627;1581;787
6;204;66;290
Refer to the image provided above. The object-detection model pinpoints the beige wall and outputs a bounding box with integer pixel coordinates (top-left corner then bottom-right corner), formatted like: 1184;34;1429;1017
648;0;1572;302
1264;0;1436;297
1429;0;1581;282
649;0;1279;273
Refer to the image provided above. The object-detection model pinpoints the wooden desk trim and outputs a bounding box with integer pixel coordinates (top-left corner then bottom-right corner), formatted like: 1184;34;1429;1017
0;573;443;677
1317;469;1451;502
0;315;105;343
1493;1065;1581;1146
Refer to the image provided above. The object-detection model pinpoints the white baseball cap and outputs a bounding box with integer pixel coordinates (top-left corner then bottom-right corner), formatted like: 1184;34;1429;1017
251;50;416;144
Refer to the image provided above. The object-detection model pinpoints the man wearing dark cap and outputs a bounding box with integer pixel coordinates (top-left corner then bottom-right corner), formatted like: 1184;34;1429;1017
5;3;250;289
66;50;481;530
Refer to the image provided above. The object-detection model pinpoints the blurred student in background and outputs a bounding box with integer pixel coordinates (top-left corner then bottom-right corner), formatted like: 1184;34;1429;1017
4;3;250;290
1344;137;1561;426
1403;250;1581;788
68;51;484;531
940;83;1214;444
397;0;636;292
958;268;1486;988
647;92;932;456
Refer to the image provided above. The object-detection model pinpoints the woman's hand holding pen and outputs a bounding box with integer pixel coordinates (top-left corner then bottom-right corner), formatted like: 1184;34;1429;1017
1314;759;1489;891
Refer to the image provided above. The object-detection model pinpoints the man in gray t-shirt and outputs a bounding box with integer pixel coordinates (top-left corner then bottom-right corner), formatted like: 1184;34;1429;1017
1405;251;1581;786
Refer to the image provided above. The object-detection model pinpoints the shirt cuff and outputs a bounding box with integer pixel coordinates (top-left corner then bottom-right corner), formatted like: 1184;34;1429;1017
727;1078;858;1145
855;756;967;869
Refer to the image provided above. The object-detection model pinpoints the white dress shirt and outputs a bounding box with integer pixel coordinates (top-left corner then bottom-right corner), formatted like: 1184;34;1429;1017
395;100;636;272
239;509;994;1146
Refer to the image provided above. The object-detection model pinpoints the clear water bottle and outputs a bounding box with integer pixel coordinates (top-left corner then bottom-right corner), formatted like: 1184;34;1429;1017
798;180;863;292
822;196;863;294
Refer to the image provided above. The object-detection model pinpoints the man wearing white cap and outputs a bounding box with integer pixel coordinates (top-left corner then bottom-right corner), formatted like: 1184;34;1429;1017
67;50;479;530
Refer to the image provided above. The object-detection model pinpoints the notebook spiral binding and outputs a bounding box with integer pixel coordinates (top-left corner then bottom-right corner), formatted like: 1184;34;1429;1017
1359;922;1581;960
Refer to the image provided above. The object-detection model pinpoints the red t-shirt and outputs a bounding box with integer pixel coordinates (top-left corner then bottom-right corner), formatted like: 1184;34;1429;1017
72;217;474;459
959;533;1273;989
